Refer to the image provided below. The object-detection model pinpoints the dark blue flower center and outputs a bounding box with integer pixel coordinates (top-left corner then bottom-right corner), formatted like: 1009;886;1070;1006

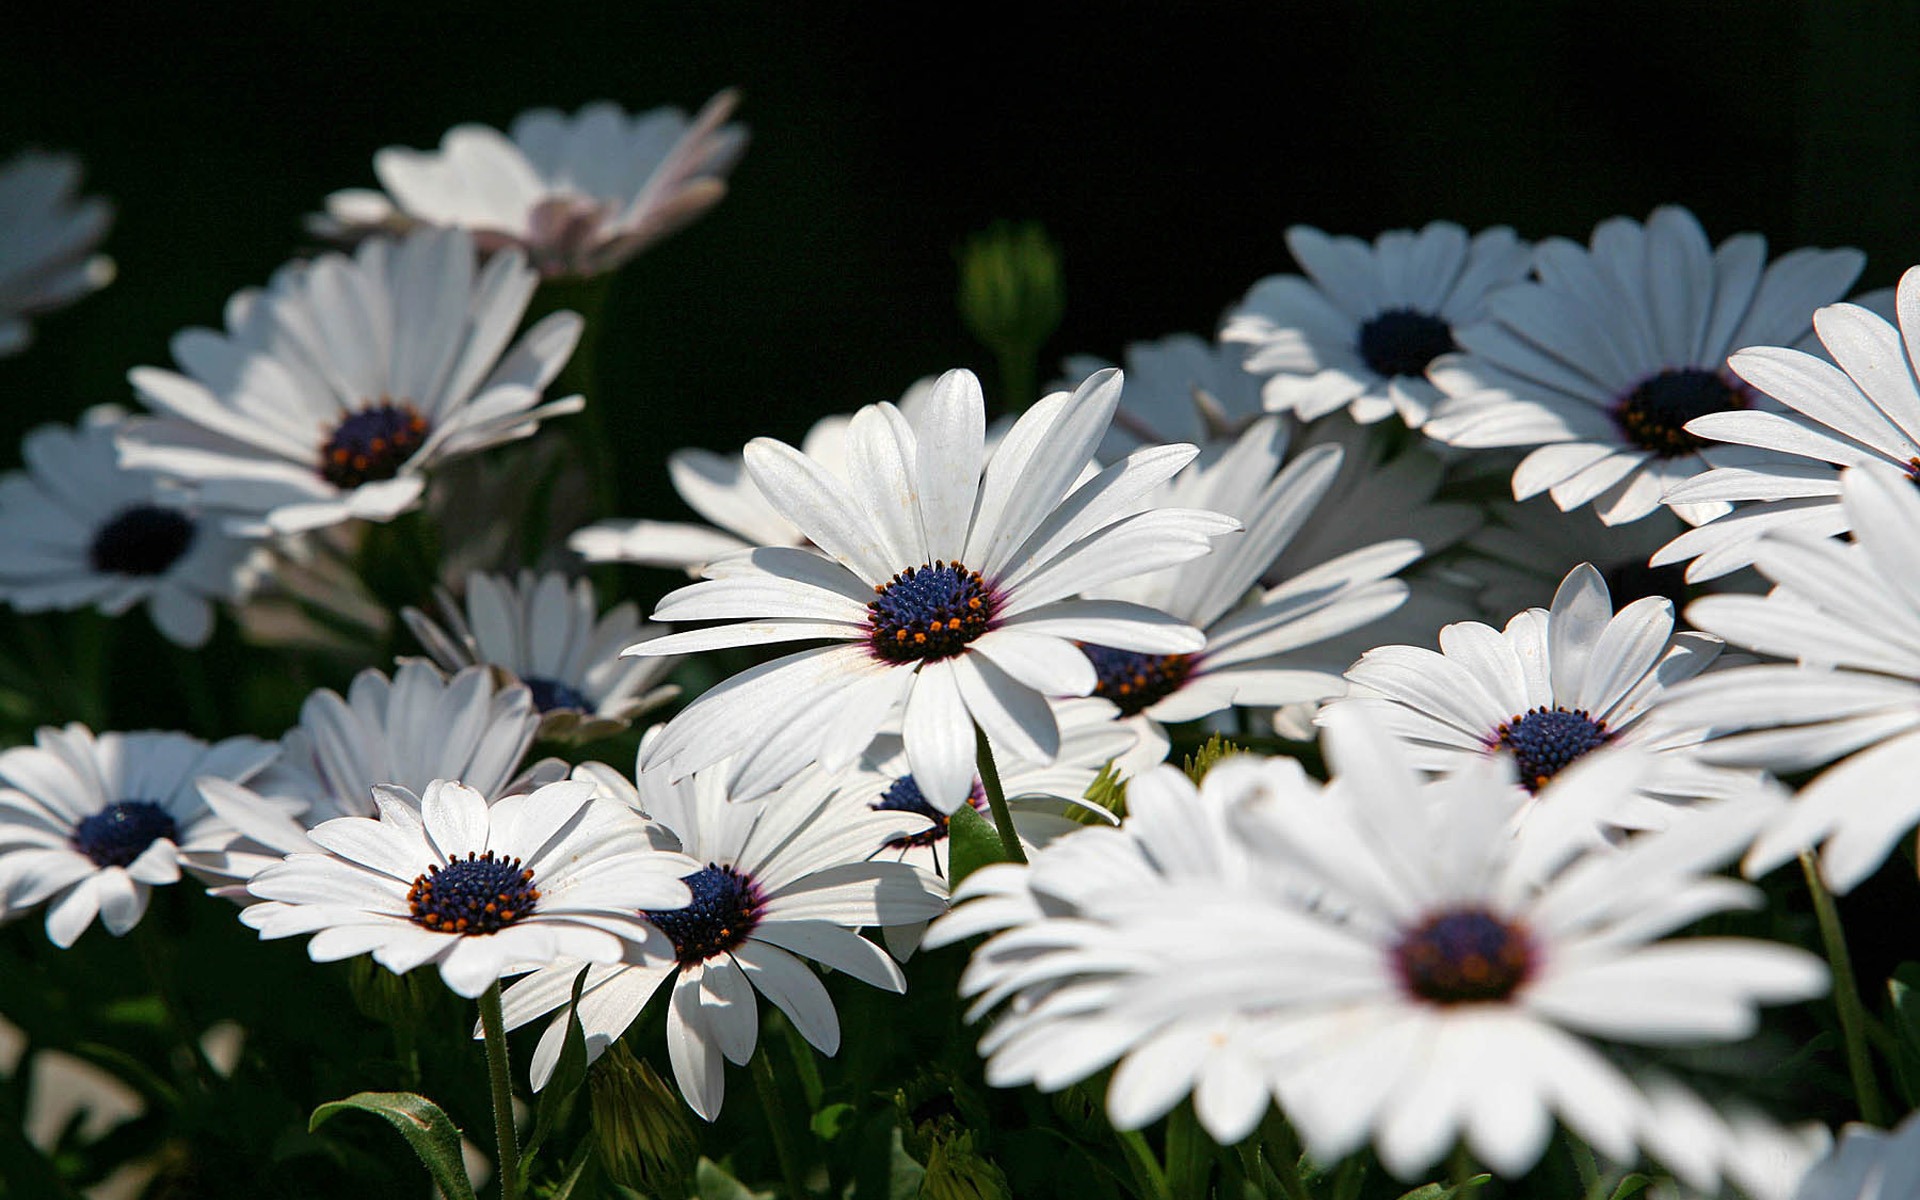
1495;706;1611;793
871;774;987;850
1082;645;1195;717
406;851;541;935
72;800;178;868
1395;908;1535;1005
1613;368;1748;458
645;864;762;966
524;675;590;713
320;402;430;489
88;505;197;577
1356;307;1456;379
868;561;996;663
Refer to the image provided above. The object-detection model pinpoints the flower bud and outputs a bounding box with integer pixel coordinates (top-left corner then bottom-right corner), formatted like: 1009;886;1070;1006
958;221;1064;407
589;1040;698;1196
919;1129;1011;1200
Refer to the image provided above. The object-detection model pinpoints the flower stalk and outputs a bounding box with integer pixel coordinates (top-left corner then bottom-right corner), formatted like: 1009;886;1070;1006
973;724;1028;865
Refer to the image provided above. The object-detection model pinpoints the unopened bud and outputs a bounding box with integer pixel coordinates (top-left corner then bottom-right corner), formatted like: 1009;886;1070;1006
958;221;1064;408
590;1040;698;1196
919;1129;1011;1200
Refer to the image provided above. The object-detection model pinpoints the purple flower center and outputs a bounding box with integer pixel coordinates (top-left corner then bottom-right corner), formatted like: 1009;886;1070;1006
407;851;540;935
1082;645;1195;717
1356;307;1456;379
871;774;988;849
1613;368;1749;458
1494;706;1611;793
320;402;430;489
89;505;196;577
646;864;762;966
72;800;177;868
1395;908;1535;1005
868;561;996;663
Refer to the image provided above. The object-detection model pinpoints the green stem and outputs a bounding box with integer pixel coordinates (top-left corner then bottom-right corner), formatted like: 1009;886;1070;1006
1116;1129;1172;1200
973;724;1028;865
1802;853;1887;1126
1330;1157;1366;1200
1165;1104;1210;1200
478;982;521;1200
751;1043;809;1199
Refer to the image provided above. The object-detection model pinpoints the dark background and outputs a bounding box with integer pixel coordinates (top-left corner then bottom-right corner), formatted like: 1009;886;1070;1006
3;0;1918;514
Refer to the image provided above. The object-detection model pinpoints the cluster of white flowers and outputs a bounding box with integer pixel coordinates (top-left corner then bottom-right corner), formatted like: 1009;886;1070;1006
6;98;1920;1200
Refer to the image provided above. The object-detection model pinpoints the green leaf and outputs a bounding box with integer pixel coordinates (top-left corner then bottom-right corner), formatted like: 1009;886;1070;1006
525;967;592;1167
1607;1175;1653;1200
309;1091;477;1200
948;802;1011;887
695;1157;775;1200
1889;963;1920;1104
547;1135;597;1200
811;1101;857;1142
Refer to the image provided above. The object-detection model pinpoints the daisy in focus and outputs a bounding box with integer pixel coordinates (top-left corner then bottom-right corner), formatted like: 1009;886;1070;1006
0;150;114;356
1327;562;1757;830
119;228;583;535
1662;463;1920;892
0;406;265;647
1424;205;1864;524
312;93;746;278
0;724;275;946
1223;221;1531;427
402;570;679;742
628;367;1236;810
500;747;947;1119
1061;331;1265;460
242;778;693;998
1078;416;1419;771
1656;265;1920;582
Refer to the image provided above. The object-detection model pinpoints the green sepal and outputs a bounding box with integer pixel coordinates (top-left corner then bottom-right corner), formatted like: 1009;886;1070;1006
947;802;1011;888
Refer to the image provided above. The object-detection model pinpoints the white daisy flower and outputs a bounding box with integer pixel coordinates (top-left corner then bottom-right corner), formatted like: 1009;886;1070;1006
1633;1076;1831;1200
0;150;113;356
935;712;1826;1182
1655;267;1920;582
1061;332;1265;461
241;778;693;998
119;228;583;535
627;367;1236;810
1660;464;1920;892
0;406;266;647
498;750;947;1120
1424;206;1864;525
402;570;679;742
312;93;746;279
0;724;275;947
1223;221;1532;427
1326;563;1758;830
1792;1108;1920;1200
1081;416;1419;770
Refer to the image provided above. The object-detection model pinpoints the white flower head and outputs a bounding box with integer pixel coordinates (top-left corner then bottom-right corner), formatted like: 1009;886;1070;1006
0;150;114;356
1657;265;1920;581
313;92;746;279
1223;221;1532;427
0;406;266;647
1664;463;1920;892
1061;332;1266;461
242;778;694;998
1424;205;1864;525
403;570;679;742
1327;562;1766;830
1792;1108;1920;1200
628;367;1237;811
499;746;947;1120
120;228;583;535
0;724;275;946
1084;415;1419;771
934;712;1825;1183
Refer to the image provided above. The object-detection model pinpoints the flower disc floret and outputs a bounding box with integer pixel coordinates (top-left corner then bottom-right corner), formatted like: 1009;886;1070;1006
646;864;762;966
1395;908;1536;1005
1495;706;1612;793
320;401;429;489
87;505;197;577
407;850;540;935
1082;644;1195;717
1356;307;1455;379
867;561;996;663
71;800;177;868
1613;368;1750;459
